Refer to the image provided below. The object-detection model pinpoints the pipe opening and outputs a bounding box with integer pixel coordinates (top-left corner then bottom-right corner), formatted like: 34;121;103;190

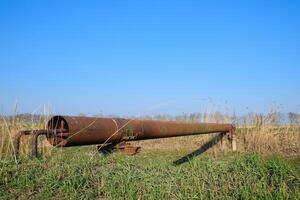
47;116;70;146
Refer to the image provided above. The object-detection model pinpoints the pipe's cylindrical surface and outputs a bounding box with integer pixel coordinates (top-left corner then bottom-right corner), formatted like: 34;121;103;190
47;116;234;147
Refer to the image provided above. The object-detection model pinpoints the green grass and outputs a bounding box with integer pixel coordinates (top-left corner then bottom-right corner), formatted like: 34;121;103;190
1;148;299;199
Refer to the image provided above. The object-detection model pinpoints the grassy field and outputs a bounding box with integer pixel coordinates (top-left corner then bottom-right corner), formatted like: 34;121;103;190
1;149;299;199
0;115;300;199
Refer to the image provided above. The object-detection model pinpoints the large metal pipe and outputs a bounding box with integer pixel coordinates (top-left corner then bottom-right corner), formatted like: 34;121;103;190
46;116;234;147
14;115;235;157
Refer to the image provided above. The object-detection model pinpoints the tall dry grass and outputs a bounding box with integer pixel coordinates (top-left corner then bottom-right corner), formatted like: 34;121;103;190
0;115;49;159
1;112;299;200
136;112;300;155
0;112;299;159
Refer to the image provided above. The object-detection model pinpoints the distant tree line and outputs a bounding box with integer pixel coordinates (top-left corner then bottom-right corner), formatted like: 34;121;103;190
1;112;299;125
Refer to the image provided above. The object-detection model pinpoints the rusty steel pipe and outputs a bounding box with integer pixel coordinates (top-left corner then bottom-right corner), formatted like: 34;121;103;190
14;115;235;158
46;116;235;147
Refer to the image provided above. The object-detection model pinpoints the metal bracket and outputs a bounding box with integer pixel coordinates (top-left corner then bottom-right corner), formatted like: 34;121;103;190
97;142;141;155
13;130;48;158
122;127;138;140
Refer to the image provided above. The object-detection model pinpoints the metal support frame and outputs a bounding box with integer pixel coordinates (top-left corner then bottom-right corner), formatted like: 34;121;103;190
97;142;141;155
31;130;47;157
13;130;48;158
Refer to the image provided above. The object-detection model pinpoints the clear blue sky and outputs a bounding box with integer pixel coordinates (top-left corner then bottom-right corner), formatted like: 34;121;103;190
0;0;299;116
